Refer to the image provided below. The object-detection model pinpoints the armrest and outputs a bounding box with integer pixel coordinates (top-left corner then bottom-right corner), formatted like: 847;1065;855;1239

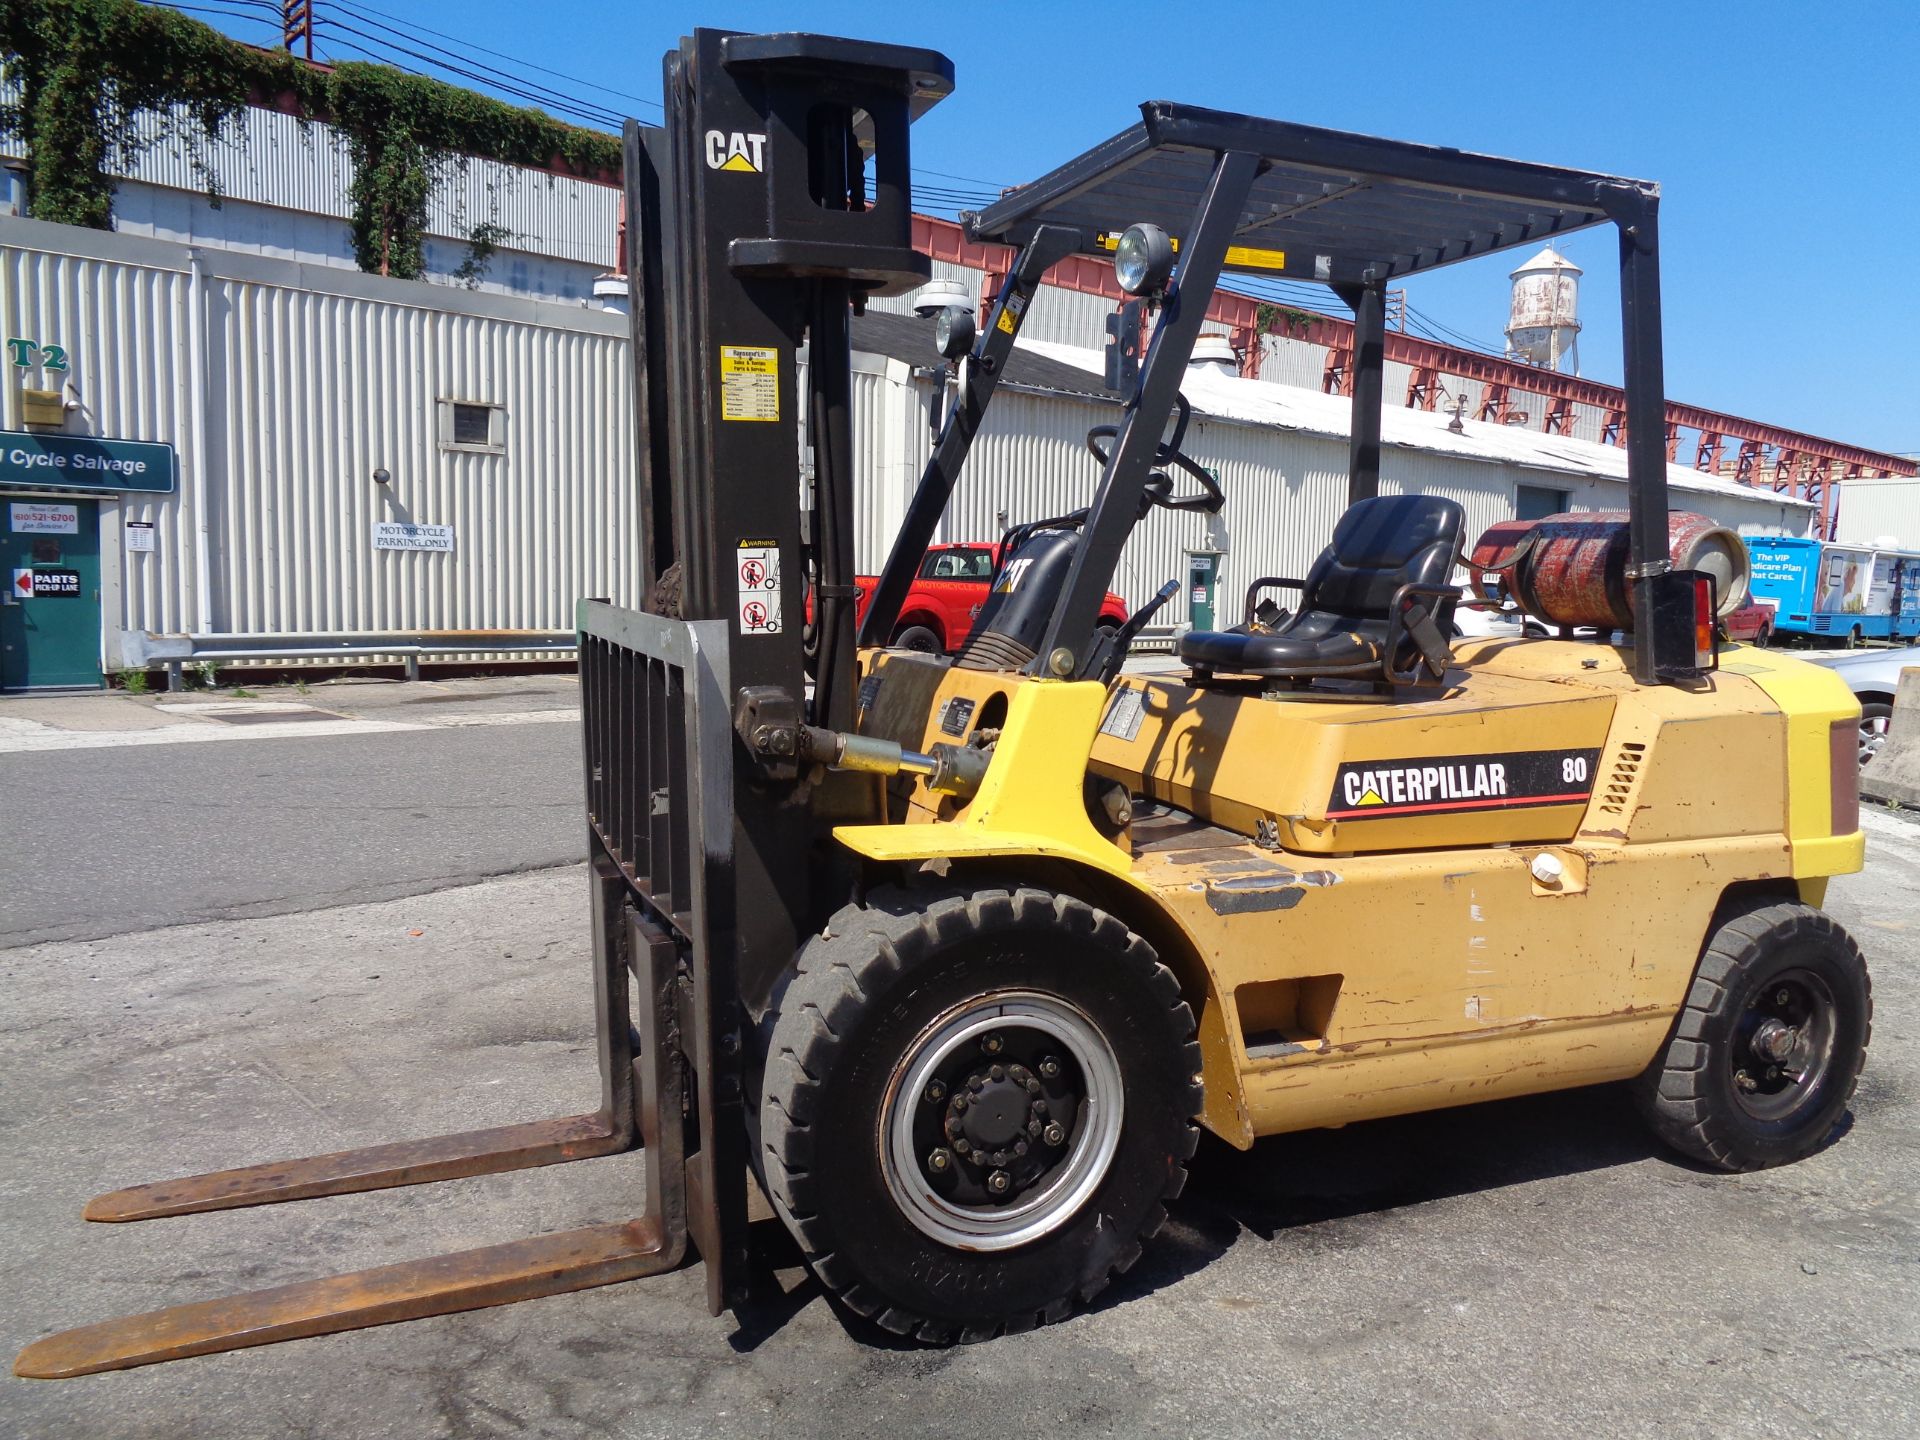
1242;576;1306;629
1385;582;1459;685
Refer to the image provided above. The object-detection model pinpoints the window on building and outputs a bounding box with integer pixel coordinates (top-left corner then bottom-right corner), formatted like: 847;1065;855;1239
440;399;505;454
1515;485;1570;522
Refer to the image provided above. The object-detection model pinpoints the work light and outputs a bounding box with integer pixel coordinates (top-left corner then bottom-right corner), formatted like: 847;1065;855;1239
934;304;975;360
1114;223;1175;296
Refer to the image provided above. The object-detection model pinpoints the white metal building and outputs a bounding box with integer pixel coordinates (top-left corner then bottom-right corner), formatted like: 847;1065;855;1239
843;311;1814;632
1834;476;1920;549
1;102;621;305
1;216;1812;687
2;217;638;683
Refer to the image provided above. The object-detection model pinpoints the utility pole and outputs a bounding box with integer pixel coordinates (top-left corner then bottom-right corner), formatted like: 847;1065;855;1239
283;1;314;62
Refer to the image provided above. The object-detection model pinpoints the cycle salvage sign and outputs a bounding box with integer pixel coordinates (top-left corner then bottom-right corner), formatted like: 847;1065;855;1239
1;432;176;494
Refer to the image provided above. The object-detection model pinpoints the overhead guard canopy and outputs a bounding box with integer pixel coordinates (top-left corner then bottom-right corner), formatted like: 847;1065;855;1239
964;101;1656;285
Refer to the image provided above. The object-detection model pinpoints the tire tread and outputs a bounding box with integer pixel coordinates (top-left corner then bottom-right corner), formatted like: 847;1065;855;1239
759;884;1201;1343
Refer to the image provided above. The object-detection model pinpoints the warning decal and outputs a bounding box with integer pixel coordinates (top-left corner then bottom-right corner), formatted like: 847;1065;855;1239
720;345;780;422
1224;243;1287;272
736;538;782;635
1327;748;1601;820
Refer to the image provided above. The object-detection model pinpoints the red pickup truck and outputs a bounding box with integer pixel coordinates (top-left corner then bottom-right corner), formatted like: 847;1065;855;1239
853;542;1131;654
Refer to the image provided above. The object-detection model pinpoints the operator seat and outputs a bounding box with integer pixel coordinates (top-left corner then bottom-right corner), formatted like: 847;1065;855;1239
1180;494;1464;683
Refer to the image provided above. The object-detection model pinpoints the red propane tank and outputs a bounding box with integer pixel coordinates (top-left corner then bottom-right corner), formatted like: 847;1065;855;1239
1468;510;1749;629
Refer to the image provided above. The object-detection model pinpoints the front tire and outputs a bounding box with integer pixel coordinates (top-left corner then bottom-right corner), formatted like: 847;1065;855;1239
1635;903;1870;1171
755;886;1200;1342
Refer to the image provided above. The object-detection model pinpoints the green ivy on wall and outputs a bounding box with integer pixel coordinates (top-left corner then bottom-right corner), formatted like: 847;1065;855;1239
0;0;622;278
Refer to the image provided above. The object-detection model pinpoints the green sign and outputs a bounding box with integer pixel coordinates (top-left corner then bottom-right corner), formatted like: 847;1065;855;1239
0;431;176;494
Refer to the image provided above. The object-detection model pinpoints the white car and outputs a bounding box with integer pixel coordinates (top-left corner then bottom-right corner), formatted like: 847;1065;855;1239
1802;644;1920;767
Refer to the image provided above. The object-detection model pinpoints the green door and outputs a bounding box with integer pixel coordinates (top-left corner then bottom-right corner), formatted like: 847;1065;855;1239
2;498;104;689
1187;551;1219;632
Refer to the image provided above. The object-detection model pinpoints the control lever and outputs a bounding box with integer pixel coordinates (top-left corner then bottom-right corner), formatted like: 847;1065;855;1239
1096;579;1181;684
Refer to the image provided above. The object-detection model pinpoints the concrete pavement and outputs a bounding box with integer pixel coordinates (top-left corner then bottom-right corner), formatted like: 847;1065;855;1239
3;806;1915;1438
0;677;585;948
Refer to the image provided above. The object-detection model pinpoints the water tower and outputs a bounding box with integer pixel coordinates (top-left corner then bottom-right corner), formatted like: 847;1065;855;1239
1505;245;1581;374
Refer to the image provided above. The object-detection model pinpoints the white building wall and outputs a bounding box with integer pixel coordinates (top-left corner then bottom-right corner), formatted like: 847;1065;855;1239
1834;477;1920;548
2;218;1815;671
1;219;639;663
3;100;619;304
848;370;1814;629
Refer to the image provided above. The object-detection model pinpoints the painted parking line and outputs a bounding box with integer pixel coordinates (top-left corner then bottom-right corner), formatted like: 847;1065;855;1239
0;706;577;753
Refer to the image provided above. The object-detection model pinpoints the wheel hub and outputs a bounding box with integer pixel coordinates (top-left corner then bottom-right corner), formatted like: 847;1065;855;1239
1731;970;1838;1120
883;993;1124;1252
941;1061;1059;1177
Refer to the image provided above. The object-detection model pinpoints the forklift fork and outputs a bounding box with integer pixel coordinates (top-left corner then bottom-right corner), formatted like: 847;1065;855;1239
16;863;691;1379
17;608;737;1379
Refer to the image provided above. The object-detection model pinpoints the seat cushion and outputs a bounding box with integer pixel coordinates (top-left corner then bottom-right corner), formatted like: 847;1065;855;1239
1180;616;1386;676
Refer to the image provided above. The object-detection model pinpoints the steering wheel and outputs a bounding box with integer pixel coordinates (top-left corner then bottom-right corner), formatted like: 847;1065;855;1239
1086;392;1225;516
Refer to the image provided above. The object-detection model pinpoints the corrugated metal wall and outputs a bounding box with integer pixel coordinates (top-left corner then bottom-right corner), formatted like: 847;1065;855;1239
0;103;621;267
3;220;1815;668
857;373;1813;628
2;220;639;657
1835;478;1920;547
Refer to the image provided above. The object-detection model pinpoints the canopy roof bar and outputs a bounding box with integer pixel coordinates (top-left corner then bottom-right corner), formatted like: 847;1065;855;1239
966;101;1653;285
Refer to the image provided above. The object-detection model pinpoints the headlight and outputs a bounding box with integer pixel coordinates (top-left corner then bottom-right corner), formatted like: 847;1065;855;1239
934;305;975;360
1114;223;1175;296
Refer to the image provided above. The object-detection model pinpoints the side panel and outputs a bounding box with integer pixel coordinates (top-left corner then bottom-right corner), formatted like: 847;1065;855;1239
1136;832;1790;1138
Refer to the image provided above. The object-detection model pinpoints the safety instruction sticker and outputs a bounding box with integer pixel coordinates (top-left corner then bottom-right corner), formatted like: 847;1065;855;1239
1326;748;1601;820
995;289;1027;336
720;345;780;422
1223;243;1287;272
736;538;782;634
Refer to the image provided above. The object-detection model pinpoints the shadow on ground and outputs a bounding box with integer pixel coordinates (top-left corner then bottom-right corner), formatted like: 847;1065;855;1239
734;1078;1702;1348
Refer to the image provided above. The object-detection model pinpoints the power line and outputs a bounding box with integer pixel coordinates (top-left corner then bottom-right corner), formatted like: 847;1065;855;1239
332;0;663;112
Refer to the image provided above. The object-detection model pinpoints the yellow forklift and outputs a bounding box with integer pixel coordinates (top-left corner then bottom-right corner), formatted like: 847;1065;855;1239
17;27;1869;1376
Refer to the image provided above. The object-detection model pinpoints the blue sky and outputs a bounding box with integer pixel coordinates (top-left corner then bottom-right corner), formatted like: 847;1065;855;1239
190;1;1917;454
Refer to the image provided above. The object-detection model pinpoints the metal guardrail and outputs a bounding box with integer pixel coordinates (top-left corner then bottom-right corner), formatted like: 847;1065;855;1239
125;629;577;688
124;622;1179;690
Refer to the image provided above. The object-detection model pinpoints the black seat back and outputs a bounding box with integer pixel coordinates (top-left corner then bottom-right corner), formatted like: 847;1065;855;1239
1303;493;1464;621
1177;494;1465;685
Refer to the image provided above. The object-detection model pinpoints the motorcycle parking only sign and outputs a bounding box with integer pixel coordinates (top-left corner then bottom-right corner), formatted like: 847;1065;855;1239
736;538;782;634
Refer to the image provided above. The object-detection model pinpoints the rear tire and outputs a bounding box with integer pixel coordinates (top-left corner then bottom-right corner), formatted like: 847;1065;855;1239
755;885;1201;1342
1634;902;1870;1172
892;624;942;655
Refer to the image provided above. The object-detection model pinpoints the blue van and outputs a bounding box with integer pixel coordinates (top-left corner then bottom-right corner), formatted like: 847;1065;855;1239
1747;535;1920;646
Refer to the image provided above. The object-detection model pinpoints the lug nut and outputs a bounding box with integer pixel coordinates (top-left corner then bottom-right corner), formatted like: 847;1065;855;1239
1775;988;1792;1006
1027;1117;1042;1137
989;1064;1005;1082
924;1080;946;1105
927;1148;952;1173
952;1092;968;1112
953;1138;971;1156
1043;1122;1066;1146
986;1169;1012;1195
981;1032;1005;1055
1039;1057;1061;1079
